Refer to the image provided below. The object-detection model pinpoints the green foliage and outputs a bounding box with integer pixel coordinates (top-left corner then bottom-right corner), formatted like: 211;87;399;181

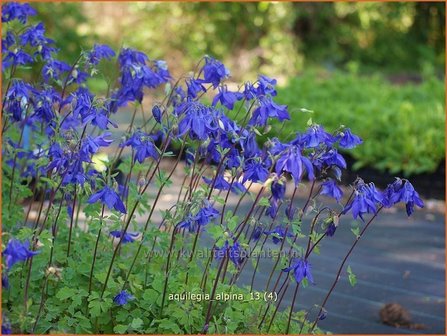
347;265;357;287
2;198;321;334
35;2;444;78
274;69;445;175
293;2;445;73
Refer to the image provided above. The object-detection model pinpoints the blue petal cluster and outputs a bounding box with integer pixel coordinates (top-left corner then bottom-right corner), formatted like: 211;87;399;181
88;186;127;214
383;178;424;216
113;290;134;306
264;225;294;244
282;258;314;284
109;231;140;244
3;239;40;269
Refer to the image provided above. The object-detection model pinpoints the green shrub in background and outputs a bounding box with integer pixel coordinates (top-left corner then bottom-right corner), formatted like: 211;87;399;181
273;69;445;176
32;2;444;79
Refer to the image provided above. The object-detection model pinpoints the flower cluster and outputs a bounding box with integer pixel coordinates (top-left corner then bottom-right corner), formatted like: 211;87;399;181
3;239;39;269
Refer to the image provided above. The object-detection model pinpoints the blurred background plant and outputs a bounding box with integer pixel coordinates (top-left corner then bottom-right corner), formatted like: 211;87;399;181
28;1;446;178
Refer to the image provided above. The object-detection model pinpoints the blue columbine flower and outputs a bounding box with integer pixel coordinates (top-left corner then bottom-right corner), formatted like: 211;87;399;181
320;179;343;202
336;128;363;149
2;2;36;24
2;49;34;69
242;160;269;184
251;226;263;241
212;85;243;110
30;87;61;124
318;308;328;321
1;314;11;334
88;186;127;214
243;82;257;100
249;96;290;127
240;132;259;159
186;78;207;98
62;160;88;186
215;241;245;267
271;180;286;200
319;148;347;170
121;131;159;163
299;125;335;148
203;175;246;194
206;139;242;169
178;215;195;232
152;105;162;123
88;44;115;65
382;178;424;216
325;222;337;237
2;273;9;289
282;258;314;284
2;31;15;50
256;75;277;96
118;47;148;67
194;203;219;226
114;48;169;106
42;59;71;82
3;239;40;269
177;101;216;140
80;133;113;162
153;60;171;84
275;145;315;185
89;109;118;130
266;200;279;219
113;290;134;306
228;242;244;266
109;231;140;244
264;225;294;244
342;180;383;221
20;22;53;48
199;56;230;88
4;79;33;122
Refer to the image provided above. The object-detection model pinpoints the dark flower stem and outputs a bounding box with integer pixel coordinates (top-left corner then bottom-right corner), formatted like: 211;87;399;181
66;184;77;258
264;278;290;332
8;112;28;212
202;252;227;333
159;223;182;317
32;197;64;331
285;281;300;333
100;133;173;297
88;204;105;294
122;141;185;289
58;54;83;114
310;206;383;331
258;180;317;328
31;276;49;333
248;206;281;291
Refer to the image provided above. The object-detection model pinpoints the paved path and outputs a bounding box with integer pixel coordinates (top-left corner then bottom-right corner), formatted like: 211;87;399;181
233;204;444;334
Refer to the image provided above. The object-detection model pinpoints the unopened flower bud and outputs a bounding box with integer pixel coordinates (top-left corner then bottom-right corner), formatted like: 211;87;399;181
45;266;63;280
138;177;146;187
